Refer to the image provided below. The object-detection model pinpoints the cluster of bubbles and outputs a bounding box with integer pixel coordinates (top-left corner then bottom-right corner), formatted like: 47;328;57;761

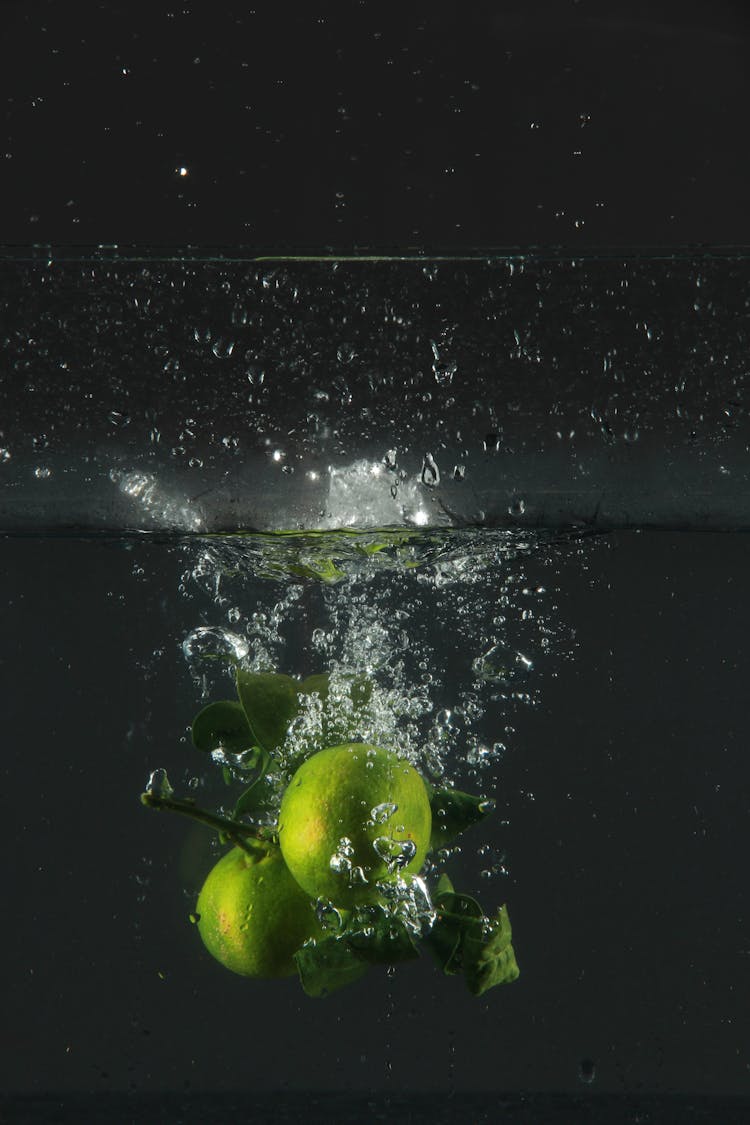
174;526;587;881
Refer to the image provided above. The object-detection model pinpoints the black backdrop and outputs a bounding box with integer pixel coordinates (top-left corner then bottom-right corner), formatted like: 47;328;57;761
0;0;749;248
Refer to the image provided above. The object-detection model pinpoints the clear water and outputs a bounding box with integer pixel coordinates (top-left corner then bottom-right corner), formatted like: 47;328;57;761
4;525;749;1108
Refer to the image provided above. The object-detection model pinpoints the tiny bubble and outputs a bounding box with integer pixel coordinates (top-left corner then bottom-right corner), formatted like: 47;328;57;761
578;1058;596;1084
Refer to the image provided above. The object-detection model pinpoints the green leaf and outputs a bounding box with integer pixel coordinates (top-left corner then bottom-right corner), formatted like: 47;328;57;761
191;700;253;755
462;905;520;996
427;886;520;995
425;915;464;975
427;889;485;975
428;786;494;851
345;912;420;965
235;669;301;753
298;673;331;702
354;530;418;555
232;748;274;819
234;667;376;765
435;872;455;898
294;937;370;998
287;558;346;583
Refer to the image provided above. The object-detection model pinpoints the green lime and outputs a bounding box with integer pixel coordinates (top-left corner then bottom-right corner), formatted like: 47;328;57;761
278;743;432;909
196;841;323;978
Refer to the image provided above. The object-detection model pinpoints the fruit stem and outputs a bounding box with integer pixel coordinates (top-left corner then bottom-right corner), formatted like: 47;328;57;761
140;790;275;854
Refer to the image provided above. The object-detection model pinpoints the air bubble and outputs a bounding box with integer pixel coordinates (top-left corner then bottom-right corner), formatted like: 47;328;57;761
472;644;533;686
315;900;344;931
370;802;398;824
182;626;249;664
329;836;355;875
373;836;417;871
145;768;173;799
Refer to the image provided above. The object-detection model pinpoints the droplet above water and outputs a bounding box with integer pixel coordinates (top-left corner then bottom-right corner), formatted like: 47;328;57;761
421;453;440;487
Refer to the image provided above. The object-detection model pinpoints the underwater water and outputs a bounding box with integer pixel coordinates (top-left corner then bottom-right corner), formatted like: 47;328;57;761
3;525;750;1122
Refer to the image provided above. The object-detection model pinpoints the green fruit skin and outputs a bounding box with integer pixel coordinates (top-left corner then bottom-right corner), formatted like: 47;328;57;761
278;743;432;910
196;843;323;978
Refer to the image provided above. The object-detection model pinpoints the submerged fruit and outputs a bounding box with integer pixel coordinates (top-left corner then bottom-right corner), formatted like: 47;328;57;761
278;743;432;909
196;842;323;978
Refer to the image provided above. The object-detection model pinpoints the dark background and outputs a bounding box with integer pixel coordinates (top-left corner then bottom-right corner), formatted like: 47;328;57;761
0;0;749;248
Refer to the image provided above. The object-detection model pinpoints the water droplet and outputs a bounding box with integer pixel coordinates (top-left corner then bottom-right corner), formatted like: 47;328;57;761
508;497;525;516
421;453;440;487
211;338;235;359
336;342;356;364
0;448;11;463
578;1058;596;1085
108;410;131;427
432;359;457;386
33;466;51;479
188;912;200;925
